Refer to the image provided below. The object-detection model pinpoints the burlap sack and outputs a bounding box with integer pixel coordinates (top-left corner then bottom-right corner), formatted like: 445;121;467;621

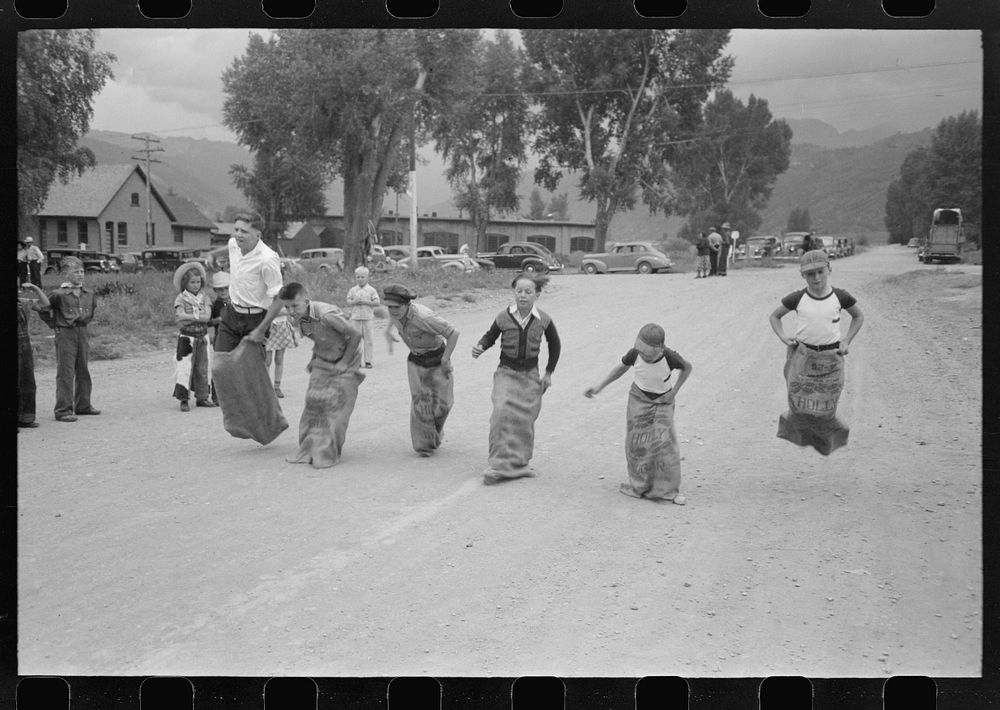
407;359;454;455
287;357;364;468
777;343;849;455
211;340;289;445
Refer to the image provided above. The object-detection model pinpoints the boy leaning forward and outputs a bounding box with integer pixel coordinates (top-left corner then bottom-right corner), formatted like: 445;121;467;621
769;249;864;455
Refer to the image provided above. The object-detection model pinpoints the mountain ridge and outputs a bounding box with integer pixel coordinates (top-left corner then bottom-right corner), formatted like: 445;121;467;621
81;118;929;243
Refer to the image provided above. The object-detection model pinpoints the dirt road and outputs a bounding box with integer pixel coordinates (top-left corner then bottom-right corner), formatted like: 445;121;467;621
17;245;981;678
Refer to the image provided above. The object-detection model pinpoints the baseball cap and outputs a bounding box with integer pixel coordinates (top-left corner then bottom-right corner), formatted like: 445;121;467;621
799;249;830;271
637;323;665;347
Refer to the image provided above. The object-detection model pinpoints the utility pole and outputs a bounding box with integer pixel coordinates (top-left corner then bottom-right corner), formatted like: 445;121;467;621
131;134;164;248
408;113;418;269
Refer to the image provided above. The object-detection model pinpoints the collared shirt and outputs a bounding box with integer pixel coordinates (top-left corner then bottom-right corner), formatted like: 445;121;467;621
44;284;96;327
26;245;43;262
346;284;381;321
390;302;456;355
509;303;540;329
477;306;561;374
297;300;361;367
174;289;211;336
227;237;282;309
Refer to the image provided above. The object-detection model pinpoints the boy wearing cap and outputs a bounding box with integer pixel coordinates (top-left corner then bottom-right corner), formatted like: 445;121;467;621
41;256;100;421
585;323;692;504
383;283;460;457
769;249;865;455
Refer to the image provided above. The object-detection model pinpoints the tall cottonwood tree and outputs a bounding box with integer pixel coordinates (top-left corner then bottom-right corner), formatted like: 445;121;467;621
433;32;529;253
667;90;792;235
223;29;479;268
522;29;732;251
17;30;115;237
884;111;981;244
230;147;327;251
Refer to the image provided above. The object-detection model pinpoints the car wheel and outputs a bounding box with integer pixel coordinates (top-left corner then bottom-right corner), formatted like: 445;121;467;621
583;263;598;275
637;261;652;274
522;262;538;273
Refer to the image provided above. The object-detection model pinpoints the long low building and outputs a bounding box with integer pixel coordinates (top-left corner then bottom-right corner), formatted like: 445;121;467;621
270;212;599;257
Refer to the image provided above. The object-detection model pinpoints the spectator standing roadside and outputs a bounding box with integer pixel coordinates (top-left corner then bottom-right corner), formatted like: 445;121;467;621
695;232;711;279
718;222;733;276
707;227;722;276
472;273;561;485
17;281;50;429
17;240;29;286
383;283;460;457
279;282;364;469
347;265;380;369
40;256;101;422
769;249;865;455
207;271;230;405
172;262;215;411
25;237;44;287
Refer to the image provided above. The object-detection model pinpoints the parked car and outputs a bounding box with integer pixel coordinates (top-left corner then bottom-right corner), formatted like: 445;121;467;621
96;252;121;272
298;247;345;272
118;252;145;274
580;241;673;274
477;241;563;273
781;232;812;257
907;237;921;248
366;244;397;272
817;235;840;258
140;247;206;273
205;245;230;272
44;248;115;274
739;236;780;259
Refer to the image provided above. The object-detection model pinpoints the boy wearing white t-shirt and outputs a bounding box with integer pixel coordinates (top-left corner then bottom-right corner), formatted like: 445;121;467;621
585;323;692;504
769;249;865;454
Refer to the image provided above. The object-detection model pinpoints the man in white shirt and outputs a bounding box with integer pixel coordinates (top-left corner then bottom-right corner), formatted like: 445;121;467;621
214;213;284;353
25;237;44;287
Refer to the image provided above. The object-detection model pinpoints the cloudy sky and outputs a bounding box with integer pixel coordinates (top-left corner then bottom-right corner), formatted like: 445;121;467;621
88;28;982;143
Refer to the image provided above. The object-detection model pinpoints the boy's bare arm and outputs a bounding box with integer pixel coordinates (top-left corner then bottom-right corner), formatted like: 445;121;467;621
769;305;794;346
839;305;865;355
584;362;629;397
671;358;693;396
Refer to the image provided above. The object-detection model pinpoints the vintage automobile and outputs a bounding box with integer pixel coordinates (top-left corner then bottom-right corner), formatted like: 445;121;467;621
907;237;921;248
477;241;562;273
580;241;673;274
738;236;780;259
817;235;840;258
781;232;812;257
117;252;145;273
298;247;345;272
140;247;206;273
44;248;115;274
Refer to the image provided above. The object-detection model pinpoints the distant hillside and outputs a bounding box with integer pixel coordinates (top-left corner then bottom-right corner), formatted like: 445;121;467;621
757;128;933;236
783;119;901;149
82;122;931;242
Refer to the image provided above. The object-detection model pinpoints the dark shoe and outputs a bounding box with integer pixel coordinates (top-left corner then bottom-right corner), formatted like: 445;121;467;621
195;399;217;407
180;400;190;412
18;421;40;428
274;386;284;398
76;408;101;415
365;362;373;369
56;415;78;422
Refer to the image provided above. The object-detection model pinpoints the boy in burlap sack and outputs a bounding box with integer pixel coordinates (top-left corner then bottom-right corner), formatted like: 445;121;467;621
585;323;692;504
769;249;865;455
472;273;561;485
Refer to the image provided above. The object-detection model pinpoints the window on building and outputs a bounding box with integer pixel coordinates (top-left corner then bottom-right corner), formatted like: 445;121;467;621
131;192;140;207
150;223;156;245
57;220;68;244
527;235;556;252
570;236;594;253
173;226;184;243
117;222;127;246
77;220;88;247
423;231;460;253
105;221;114;247
379;229;404;246
39;219;47;245
485;234;509;252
